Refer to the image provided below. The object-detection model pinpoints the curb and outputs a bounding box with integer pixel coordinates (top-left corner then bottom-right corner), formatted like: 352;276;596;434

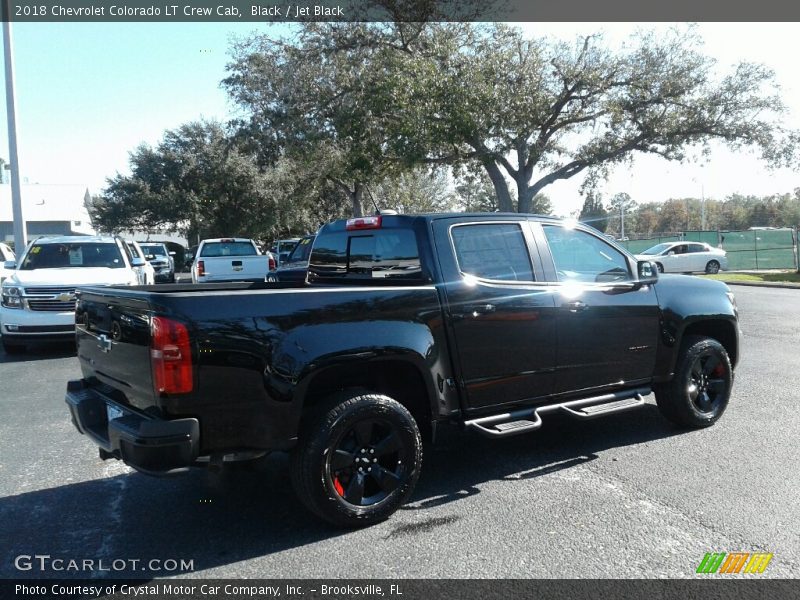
719;281;800;290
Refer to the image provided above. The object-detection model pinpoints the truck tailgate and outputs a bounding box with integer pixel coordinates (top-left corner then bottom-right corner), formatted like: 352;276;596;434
75;288;158;411
199;256;269;282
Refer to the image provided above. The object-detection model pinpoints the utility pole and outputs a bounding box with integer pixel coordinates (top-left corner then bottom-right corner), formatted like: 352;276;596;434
701;184;706;231
3;15;26;252
620;201;625;240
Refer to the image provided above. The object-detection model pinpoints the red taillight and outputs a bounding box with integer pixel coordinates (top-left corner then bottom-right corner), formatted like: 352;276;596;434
268;255;276;271
197;260;205;277
151;316;193;394
346;215;382;230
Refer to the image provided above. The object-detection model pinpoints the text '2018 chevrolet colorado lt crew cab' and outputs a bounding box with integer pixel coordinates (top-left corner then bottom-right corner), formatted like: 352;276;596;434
66;213;739;527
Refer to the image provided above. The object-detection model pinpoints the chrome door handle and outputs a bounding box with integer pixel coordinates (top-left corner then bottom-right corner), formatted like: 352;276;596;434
465;304;496;316
565;301;589;313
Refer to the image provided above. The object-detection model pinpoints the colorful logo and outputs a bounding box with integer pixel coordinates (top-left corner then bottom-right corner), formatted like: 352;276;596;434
697;552;773;574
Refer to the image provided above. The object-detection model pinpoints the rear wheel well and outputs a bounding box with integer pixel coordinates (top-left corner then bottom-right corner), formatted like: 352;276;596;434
681;320;738;366
302;361;434;441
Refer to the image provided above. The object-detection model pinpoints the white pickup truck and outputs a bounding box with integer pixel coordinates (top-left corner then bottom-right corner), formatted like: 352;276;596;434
190;238;273;284
1;235;144;353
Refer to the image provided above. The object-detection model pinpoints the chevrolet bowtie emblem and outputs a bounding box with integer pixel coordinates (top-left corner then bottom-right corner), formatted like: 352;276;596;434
56;292;76;302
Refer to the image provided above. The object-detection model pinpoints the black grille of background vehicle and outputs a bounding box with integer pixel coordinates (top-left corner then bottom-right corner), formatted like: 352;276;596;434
16;324;74;333
23;287;77;312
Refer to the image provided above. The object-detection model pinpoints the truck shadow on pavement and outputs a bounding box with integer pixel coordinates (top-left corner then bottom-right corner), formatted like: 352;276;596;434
0;342;75;364
0;403;680;578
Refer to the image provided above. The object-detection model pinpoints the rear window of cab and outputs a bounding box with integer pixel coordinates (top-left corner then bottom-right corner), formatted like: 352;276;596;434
200;241;258;257
308;228;423;282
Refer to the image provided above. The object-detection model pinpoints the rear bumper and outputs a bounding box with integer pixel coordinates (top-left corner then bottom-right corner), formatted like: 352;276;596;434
65;380;199;476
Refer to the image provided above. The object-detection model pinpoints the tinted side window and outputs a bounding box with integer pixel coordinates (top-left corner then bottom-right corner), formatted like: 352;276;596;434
451;223;534;282
687;244;706;253
309;229;422;281
542;226;631;283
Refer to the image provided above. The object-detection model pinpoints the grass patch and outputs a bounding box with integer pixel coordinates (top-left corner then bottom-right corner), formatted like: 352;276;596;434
701;271;800;284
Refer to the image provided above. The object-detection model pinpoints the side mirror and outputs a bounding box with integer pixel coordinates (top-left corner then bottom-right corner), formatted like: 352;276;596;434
667;250;675;256
3;260;15;269
131;257;146;267
637;260;658;285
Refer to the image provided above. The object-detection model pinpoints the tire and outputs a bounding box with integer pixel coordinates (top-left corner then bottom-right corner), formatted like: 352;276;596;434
705;260;720;274
655;335;732;429
655;262;664;273
290;391;423;528
2;340;25;354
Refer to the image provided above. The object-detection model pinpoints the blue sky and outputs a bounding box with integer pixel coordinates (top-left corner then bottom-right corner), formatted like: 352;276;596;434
1;22;800;217
0;22;279;189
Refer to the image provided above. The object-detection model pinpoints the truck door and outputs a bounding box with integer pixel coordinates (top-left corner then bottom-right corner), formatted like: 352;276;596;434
432;218;557;411
535;222;660;395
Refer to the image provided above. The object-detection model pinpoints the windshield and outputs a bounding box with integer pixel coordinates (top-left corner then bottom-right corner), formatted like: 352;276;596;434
20;242;124;270
140;244;167;257
640;243;673;256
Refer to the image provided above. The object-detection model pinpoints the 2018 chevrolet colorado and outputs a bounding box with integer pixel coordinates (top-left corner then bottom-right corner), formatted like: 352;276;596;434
65;213;739;527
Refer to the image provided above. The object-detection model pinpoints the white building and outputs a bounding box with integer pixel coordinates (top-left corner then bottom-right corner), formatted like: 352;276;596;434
0;184;95;244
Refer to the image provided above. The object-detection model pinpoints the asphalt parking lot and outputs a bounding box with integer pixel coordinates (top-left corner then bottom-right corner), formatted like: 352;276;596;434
0;285;798;579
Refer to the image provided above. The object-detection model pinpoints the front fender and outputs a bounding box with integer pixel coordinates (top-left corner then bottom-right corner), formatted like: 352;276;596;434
652;275;739;380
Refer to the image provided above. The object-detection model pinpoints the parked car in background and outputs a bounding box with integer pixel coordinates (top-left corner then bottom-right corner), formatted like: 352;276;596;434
191;238;272;283
138;242;175;283
1;236;144;353
270;238;301;267
183;245;198;272
0;242;15;285
635;242;728;274
125;240;155;285
266;234;315;282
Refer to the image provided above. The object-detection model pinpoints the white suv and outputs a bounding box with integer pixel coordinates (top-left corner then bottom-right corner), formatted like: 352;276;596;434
1;236;144;353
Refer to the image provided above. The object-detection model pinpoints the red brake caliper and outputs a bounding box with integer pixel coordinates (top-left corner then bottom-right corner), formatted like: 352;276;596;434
333;478;344;497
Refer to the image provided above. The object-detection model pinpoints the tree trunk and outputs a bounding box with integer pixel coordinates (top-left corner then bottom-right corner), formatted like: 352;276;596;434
481;159;514;212
517;184;535;214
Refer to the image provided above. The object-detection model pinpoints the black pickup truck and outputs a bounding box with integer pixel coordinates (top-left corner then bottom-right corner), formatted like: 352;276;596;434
66;213;739;527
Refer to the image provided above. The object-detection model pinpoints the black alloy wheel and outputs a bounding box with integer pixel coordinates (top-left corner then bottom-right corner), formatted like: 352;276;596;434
327;417;408;507
687;349;728;415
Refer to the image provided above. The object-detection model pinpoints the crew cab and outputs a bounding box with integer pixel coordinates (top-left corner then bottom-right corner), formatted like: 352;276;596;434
65;214;739;527
190;238;271;283
1;235;144;353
